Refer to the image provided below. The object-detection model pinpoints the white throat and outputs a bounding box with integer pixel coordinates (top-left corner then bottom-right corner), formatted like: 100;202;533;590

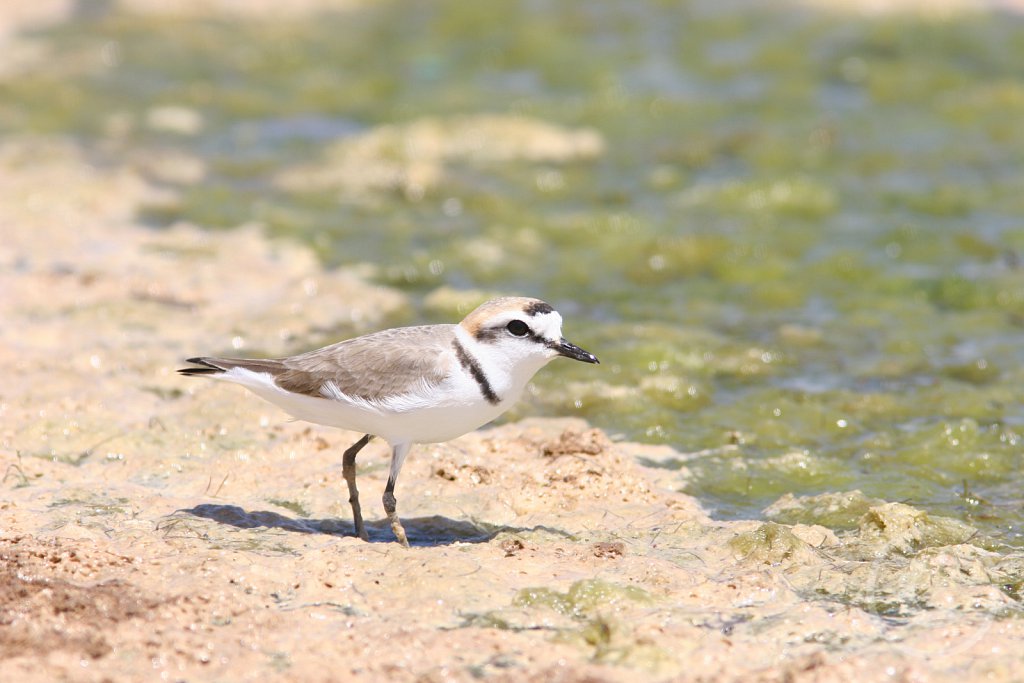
453;326;552;406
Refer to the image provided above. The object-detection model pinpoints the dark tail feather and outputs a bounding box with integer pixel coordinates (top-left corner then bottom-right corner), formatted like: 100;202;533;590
178;368;222;376
179;357;227;376
178;356;285;377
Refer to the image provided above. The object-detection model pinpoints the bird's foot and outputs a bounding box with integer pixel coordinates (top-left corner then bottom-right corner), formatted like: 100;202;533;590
353;516;369;542
389;514;409;548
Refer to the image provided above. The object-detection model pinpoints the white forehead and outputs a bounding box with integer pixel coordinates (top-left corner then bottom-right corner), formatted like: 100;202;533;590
460;297;564;340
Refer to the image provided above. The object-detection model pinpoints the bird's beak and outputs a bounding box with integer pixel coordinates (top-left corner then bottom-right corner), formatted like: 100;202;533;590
557;337;600;364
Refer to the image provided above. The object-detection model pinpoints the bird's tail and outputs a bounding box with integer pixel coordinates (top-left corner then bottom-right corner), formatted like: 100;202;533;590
178;357;229;376
179;356;287;377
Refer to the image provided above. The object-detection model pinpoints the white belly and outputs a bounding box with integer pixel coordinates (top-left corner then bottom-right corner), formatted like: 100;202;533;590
215;367;519;444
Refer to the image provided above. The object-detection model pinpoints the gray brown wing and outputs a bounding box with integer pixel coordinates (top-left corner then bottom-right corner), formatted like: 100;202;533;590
275;324;456;401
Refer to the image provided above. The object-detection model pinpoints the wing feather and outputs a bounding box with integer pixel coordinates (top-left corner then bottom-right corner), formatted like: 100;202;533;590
275;324;456;402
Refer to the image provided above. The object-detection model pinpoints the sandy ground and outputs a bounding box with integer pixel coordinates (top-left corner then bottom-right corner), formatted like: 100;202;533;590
3;3;1024;682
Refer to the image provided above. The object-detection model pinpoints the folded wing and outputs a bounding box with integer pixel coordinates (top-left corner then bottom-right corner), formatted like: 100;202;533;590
179;325;456;404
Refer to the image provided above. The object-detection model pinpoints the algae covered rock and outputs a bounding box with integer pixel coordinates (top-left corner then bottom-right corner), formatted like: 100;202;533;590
728;522;822;566
764;490;884;530
855;502;977;557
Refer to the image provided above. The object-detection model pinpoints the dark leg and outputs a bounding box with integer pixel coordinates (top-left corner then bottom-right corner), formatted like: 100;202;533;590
342;434;372;541
383;442;411;547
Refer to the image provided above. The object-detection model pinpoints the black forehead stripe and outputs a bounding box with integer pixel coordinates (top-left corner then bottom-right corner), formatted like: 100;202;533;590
523;301;554;316
452;338;500;405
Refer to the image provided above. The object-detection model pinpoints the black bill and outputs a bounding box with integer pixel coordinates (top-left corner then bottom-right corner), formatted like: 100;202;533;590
556;337;600;364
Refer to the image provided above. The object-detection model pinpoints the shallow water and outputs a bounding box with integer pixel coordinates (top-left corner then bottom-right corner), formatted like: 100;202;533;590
8;0;1024;545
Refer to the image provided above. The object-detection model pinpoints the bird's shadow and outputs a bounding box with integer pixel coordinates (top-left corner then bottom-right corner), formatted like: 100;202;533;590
179;503;570;547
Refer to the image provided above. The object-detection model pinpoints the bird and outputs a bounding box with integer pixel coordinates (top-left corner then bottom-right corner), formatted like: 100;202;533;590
179;296;599;546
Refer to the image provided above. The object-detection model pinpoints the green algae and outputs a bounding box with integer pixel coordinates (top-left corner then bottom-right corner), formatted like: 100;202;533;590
268;499;310;518
510;579;666;668
728;522;819;566
764;491;885;530
513;579;652;619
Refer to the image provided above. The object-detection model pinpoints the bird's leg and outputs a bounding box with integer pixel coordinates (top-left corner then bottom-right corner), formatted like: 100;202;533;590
383;442;412;547
342;434;372;541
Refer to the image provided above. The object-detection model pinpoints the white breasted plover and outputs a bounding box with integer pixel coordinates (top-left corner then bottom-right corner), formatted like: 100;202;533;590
179;296;599;546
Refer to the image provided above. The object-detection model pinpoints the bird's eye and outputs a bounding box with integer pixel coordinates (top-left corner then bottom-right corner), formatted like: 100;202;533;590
506;320;529;337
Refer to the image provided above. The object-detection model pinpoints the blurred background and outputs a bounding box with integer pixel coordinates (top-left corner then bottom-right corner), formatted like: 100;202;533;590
5;0;1024;545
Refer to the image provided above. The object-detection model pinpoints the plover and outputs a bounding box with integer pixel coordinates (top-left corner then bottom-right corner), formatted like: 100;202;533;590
179;296;599;546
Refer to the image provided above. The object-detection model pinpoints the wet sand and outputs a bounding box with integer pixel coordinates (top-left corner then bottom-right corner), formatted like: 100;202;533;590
3;3;1024;682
